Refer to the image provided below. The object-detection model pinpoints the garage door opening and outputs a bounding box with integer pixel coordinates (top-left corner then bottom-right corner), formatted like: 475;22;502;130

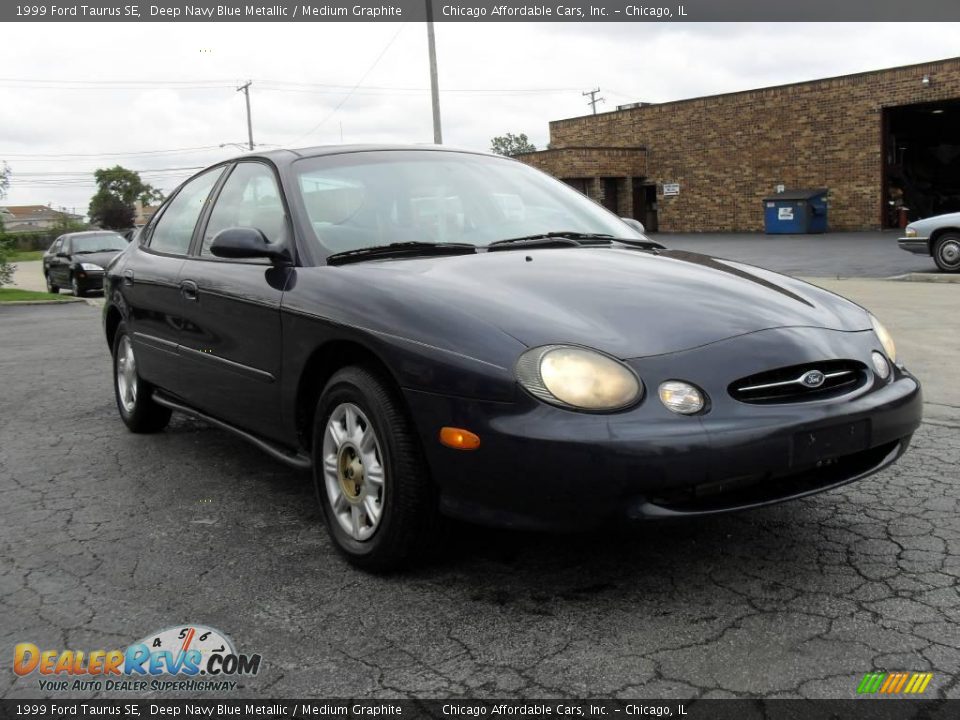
883;100;960;228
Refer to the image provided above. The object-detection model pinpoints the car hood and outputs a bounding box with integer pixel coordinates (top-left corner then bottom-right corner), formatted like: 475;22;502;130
910;211;960;232
337;247;871;359
73;250;122;268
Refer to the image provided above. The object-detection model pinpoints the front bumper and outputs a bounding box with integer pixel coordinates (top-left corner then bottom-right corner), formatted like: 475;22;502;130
405;327;923;530
75;269;105;291
898;237;929;255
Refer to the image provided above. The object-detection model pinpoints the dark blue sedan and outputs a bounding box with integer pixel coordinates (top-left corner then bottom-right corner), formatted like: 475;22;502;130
102;145;922;570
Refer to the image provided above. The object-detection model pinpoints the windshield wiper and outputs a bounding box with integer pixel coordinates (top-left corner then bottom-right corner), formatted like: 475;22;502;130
487;232;613;249
326;241;477;266
611;237;666;250
487;231;665;252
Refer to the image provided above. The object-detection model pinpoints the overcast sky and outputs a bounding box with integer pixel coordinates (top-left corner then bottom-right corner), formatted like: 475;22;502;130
1;21;958;214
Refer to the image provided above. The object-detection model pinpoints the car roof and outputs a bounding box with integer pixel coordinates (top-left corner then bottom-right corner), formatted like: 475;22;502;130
226;143;504;167
61;230;124;239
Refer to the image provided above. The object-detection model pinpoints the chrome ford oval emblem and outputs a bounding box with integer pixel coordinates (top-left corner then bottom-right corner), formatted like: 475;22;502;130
801;370;825;388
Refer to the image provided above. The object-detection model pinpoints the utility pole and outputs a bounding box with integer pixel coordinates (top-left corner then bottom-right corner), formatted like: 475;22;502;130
583;87;605;115
426;0;442;144
236;80;254;151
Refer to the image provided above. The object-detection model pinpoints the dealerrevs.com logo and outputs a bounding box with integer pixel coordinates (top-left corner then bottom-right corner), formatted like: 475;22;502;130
14;625;262;692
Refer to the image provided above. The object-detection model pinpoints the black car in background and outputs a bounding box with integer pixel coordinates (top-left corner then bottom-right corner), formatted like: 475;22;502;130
102;145;922;571
44;230;128;296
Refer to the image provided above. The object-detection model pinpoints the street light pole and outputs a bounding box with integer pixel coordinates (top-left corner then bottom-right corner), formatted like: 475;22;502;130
425;0;442;144
237;80;254;151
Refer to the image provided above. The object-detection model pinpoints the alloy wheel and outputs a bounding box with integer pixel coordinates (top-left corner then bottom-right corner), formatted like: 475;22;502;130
116;335;139;413
321;402;386;542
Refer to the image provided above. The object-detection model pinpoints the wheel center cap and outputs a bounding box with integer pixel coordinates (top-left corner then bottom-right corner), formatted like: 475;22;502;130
337;443;364;502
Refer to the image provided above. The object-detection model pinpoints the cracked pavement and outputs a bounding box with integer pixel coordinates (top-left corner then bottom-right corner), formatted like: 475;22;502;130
1;302;958;700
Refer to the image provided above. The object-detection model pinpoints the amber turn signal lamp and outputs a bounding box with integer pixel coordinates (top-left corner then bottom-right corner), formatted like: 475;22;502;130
440;427;481;450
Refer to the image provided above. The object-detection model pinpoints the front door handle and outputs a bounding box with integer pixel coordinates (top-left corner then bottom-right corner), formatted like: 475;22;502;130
122;269;134;286
180;280;199;302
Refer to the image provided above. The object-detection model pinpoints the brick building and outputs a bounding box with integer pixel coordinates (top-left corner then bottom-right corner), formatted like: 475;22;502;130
517;57;960;232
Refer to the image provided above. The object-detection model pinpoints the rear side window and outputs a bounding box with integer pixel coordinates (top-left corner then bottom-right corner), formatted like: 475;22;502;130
148;168;224;255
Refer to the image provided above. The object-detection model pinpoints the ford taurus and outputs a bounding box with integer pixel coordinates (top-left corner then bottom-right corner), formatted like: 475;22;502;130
102;145;923;570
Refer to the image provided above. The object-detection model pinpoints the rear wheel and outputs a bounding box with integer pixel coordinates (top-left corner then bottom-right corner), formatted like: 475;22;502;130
45;273;59;294
112;324;171;433
933;234;960;273
312;366;441;571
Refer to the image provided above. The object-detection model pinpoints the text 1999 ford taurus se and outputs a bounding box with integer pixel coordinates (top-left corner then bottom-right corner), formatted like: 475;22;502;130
102;145;922;570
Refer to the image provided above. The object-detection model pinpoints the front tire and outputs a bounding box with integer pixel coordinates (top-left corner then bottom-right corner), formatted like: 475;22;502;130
933;234;960;273
312;366;441;571
112;324;172;433
71;274;85;297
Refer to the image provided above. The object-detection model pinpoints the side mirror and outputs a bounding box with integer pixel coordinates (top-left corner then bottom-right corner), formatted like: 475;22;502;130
620;217;646;233
57;251;69;258
210;227;291;264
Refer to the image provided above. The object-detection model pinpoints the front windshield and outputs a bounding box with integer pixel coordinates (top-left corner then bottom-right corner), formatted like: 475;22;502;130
72;233;127;252
294;151;642;254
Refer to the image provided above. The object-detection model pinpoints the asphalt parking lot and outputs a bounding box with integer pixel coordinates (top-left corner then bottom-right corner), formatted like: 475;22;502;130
2;264;959;700
665;231;935;278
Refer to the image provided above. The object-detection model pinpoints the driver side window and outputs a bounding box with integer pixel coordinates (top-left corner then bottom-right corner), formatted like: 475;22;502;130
202;162;286;259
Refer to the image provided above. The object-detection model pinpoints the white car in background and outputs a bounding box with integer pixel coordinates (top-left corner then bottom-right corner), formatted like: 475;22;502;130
899;212;960;272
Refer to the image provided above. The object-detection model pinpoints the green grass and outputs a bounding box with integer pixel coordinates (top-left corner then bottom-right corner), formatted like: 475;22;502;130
7;250;45;262
0;288;71;302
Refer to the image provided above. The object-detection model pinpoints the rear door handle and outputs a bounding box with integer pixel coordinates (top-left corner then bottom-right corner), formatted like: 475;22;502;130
122;269;134;286
180;280;199;302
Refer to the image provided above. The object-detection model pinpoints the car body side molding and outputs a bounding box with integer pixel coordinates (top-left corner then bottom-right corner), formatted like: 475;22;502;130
152;391;310;470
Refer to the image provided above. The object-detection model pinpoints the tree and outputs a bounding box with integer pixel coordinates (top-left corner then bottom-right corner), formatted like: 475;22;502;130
0;162;14;287
490;133;537;157
88;165;164;230
88;190;136;230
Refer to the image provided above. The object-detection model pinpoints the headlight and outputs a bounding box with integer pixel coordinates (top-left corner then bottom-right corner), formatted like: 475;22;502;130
871;352;891;380
658;381;706;415
515;345;642;411
80;263;103;271
904;227;918;238
870;314;896;363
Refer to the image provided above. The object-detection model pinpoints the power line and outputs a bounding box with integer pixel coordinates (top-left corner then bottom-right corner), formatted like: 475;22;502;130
290;24;407;145
261;81;582;92
257;86;579;97
0;77;241;84
2;76;582;93
0;145;223;159
13;166;204;175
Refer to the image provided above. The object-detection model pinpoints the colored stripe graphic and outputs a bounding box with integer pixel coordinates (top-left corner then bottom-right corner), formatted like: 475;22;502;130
857;672;933;694
892;673;909;693
880;674;898;693
857;673;884;694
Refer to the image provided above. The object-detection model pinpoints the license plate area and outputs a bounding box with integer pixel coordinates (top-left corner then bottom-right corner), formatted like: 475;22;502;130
792;419;870;467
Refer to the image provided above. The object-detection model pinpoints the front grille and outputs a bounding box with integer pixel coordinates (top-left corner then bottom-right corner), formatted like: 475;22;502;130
729;359;867;404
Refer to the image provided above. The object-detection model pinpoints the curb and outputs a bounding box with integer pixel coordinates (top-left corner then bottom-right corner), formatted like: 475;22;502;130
884;272;960;283
0;297;85;306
